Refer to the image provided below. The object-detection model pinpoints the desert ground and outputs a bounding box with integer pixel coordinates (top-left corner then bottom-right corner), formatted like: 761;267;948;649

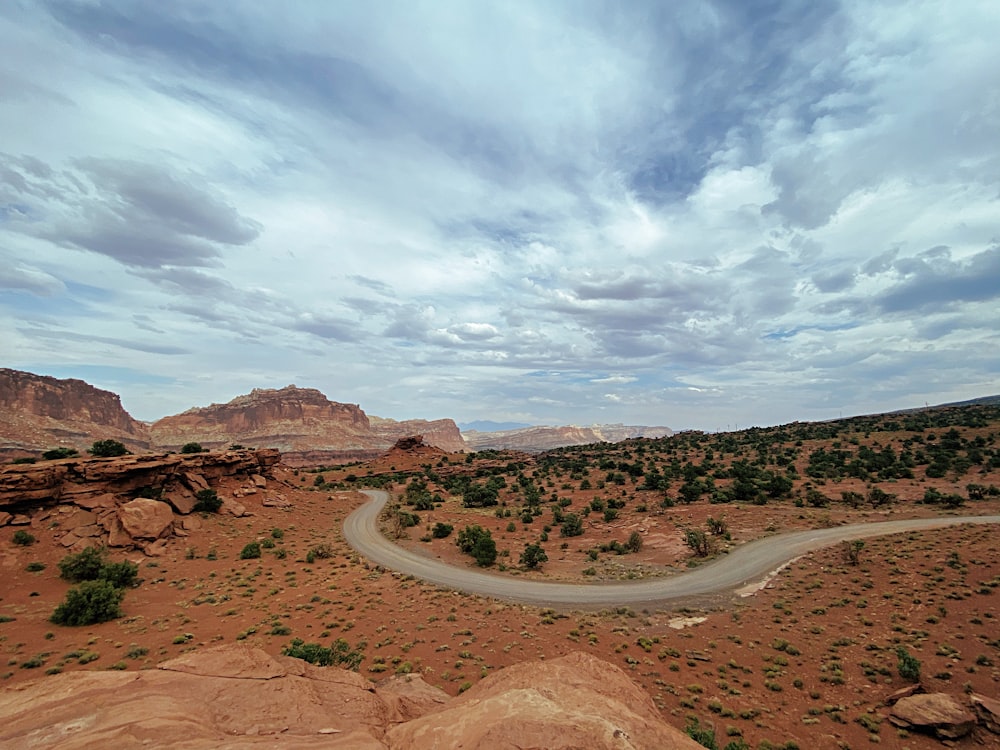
3;409;1000;748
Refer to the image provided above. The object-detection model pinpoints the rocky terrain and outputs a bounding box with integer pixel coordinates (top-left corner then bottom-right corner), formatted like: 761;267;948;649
0;369;150;458
0;645;701;748
463;423;673;452
0;449;280;555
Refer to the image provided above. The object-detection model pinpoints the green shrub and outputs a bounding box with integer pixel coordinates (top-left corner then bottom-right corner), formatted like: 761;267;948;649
282;637;364;670
520;543;548;569
12;530;35;546
181;442;205;454
26;562;45;572
99;560;139;589
896;646;921;682
88;439;128;458
42;447;79;460
432;522;453;539
193;489;222;513
51;580;124;626
58;547;107;582
239;542;262;559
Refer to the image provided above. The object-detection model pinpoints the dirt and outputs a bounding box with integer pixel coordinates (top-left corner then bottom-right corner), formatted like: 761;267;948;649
2;440;999;748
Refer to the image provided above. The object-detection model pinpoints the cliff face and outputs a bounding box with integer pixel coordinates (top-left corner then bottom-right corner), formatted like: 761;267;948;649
370;417;466;453
150;386;464;454
150;386;373;452
463;423;673;453
0;369;151;456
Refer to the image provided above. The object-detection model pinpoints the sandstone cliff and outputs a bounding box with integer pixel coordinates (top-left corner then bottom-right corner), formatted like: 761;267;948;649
464;423;673;453
370;416;466;453
0;644;704;749
0;449;280;554
0;368;151;457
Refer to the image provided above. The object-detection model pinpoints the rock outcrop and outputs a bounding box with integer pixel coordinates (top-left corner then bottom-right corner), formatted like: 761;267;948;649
0;645;702;749
0;368;151;457
150;385;465;455
888;692;977;739
0;449;280;553
463;423;673;453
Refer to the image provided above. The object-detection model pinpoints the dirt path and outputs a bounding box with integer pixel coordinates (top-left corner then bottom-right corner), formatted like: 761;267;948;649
344;490;1000;608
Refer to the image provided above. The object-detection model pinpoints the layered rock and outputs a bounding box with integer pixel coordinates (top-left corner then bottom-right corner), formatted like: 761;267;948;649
0;645;702;749
0;368;151;457
463;423;673;453
150;386;464;455
888;692;977;740
0;449;279;553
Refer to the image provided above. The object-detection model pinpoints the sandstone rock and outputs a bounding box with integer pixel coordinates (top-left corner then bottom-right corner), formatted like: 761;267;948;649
182;471;209;491
164;487;198;515
73;492;119;510
262;494;291;508
221;498;248;517
375;673;449;723
107;516;134;548
463;423;673;453
61;509;96;530
182;515;203;532
252;474;267;488
971;693;1000;734
143;539;169;556
385;651;704;749
0;646;702;750
10;514;30;525
118;498;174;540
889;692;976;739
884;683;924;705
0;511;10;526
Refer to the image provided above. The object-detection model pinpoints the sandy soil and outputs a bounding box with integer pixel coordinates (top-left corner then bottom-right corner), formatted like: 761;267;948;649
2;441;999;749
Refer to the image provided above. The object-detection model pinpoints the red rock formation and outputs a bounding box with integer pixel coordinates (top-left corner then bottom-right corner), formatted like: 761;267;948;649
370;417;465;453
0;645;703;749
0;368;150;456
463;423;673;453
150;386;465;455
0;449;280;553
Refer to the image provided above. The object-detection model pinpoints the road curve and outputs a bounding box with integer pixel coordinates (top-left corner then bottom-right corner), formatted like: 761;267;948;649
344;490;1000;608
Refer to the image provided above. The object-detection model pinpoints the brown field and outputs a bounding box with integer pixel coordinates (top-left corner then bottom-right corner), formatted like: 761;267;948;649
2;407;999;748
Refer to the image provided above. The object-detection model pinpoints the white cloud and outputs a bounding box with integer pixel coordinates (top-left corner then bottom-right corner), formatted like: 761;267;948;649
1;1;997;427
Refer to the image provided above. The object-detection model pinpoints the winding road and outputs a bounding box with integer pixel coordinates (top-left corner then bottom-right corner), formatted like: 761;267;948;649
344;490;1000;608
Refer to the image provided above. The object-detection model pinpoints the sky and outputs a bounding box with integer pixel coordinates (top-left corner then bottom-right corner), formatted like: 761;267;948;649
1;1;998;431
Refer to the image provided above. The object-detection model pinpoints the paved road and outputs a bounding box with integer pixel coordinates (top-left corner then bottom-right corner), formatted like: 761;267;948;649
343;490;1000;608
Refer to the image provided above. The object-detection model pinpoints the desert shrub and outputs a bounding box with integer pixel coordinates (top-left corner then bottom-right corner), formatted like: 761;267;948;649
842;539;864;566
520;543;548;569
305;543;333;564
42;447;78;460
12;457;36;464
58;547;107;582
560;513;584;537
685;716;718;749
282;638;363;670
239;542;262;559
12;530;35;546
685;529;712;557
270;528;284;539
896;646;921;682
431;522;453;539
99;560;139;588
456;525;497;567
26;562;45;572
180;442;206;454
625;531;643;553
88;439;128;458
193;489;222;513
51;580;124;626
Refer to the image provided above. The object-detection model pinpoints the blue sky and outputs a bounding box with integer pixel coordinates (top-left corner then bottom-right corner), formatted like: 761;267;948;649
1;1;998;429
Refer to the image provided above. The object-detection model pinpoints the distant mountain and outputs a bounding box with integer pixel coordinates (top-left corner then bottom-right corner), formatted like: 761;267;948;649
463;423;673;453
459;420;533;432
0;368;151;457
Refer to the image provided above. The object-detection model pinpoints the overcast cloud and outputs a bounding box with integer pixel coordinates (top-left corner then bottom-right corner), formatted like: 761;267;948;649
1;0;998;430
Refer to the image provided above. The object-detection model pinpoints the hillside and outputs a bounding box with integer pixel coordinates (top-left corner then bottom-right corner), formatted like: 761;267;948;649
463;423;673;452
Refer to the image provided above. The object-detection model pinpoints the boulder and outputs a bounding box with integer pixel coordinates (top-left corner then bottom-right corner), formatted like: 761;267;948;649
375;674;449;723
971;693;1000;735
889;692;976;739
164;487;198;515
385;651;704;749
73;492;118;510
251;474;267;488
118;498;174;540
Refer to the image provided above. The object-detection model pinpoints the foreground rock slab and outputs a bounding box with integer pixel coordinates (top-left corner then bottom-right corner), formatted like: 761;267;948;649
0;645;701;749
889;692;977;740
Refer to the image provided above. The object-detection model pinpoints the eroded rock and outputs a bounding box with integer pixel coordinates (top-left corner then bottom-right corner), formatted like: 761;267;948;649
889;692;976;739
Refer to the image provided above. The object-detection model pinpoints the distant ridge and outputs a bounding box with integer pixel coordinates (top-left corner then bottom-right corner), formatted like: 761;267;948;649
459;420;532;432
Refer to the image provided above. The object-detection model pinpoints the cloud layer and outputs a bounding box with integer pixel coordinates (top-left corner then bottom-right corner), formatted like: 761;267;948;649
2;1;998;428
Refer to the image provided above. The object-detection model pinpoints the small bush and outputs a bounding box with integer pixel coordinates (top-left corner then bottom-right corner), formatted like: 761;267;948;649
239;542;262;559
88;439;128;458
51;580;124;626
193;489;222;513
26;562;45;572
58;547;107;582
180;442;205;454
12;530;35;546
897;646;921;682
42;447;78;460
282;637;363;670
432;522;454;539
99;560;139;589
